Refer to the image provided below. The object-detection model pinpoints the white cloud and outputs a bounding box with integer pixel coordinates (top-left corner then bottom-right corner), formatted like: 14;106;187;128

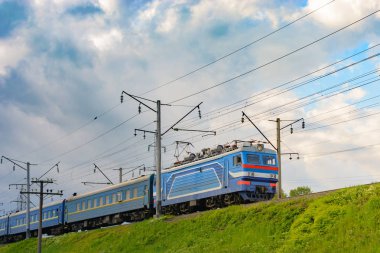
0;37;29;77
307;0;380;29
89;29;123;51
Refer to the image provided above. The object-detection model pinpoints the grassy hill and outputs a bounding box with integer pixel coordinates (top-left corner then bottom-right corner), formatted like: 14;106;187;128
1;183;380;253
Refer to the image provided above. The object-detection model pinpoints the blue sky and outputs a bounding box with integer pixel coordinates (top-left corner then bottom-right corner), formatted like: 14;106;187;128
0;0;379;213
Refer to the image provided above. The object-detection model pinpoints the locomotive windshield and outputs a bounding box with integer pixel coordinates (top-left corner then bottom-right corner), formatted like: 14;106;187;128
246;153;277;166
246;154;260;164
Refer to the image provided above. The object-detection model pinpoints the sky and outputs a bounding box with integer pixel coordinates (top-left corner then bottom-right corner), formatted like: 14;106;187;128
0;0;379;213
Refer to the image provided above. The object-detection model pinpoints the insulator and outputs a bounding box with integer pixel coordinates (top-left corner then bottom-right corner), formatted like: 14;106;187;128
290;126;293;134
138;104;141;114
289;155;292;160
120;94;124;103
13;164;15;171
241;117;244;123
297;155;300;160
0;158;2;164
302;121;305;129
143;133;146;139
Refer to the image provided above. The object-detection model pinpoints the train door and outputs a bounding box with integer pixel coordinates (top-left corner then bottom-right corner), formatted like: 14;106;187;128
224;158;229;188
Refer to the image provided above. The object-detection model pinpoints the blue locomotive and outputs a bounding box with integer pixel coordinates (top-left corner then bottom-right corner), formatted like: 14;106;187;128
0;142;278;242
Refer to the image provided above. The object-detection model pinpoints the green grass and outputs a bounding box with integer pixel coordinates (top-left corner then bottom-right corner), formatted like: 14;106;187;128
1;184;380;253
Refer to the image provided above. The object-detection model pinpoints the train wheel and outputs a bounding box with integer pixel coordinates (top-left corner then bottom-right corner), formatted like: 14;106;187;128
223;194;234;206
205;197;217;209
179;203;189;214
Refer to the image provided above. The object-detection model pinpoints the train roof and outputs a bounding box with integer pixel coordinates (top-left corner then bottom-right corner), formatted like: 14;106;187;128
66;174;152;202
8;200;63;218
164;144;276;173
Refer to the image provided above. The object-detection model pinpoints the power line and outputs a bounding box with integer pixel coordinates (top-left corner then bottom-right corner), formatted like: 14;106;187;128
169;9;380;103
303;142;380;158
141;0;338;95
38;113;140;164
18;103;121;160
175;43;380;124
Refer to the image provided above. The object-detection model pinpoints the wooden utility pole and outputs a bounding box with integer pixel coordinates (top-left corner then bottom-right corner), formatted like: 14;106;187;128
21;179;63;253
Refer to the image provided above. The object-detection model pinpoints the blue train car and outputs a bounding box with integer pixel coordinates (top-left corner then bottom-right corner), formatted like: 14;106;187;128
161;142;278;213
8;200;64;239
65;174;154;231
0;215;8;240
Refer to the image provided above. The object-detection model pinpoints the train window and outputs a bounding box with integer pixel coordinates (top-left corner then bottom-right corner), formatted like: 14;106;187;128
133;188;138;198
88;200;92;209
23;218;26;224
93;199;97;207
126;190;130;200
112;194;116;203
52;210;56;217
82;201;86;210
100;197;103;206
106;195;110;204
144;185;148;195
263;156;276;166
117;191;122;202
247;154;260;164
233;155;242;166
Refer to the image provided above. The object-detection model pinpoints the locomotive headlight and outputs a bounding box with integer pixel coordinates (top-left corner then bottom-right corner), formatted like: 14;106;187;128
257;144;264;151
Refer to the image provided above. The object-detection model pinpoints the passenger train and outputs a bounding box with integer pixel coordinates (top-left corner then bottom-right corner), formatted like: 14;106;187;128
0;141;278;243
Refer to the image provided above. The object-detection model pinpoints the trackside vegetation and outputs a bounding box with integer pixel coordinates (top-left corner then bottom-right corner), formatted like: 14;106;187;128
1;183;380;253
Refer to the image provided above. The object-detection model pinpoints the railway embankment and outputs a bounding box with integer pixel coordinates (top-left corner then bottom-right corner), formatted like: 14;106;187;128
1;183;380;253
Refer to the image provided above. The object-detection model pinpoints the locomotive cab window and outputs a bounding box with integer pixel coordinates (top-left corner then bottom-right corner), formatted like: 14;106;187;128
263;155;276;166
233;155;242;166
247;154;260;164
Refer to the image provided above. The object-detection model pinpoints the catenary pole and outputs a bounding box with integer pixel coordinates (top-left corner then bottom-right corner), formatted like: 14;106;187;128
276;118;282;199
26;162;31;239
37;181;43;253
156;100;162;217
